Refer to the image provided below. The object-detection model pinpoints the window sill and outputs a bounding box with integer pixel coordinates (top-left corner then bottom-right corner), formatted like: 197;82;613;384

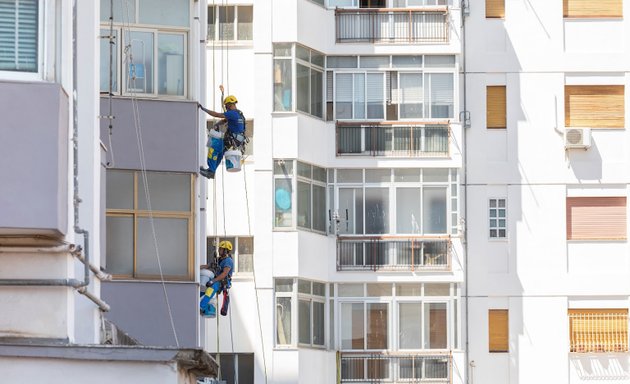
0;71;43;82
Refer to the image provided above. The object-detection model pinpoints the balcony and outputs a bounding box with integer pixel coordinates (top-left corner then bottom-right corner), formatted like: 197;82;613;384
337;236;451;272
337;122;450;157
339;352;451;383
335;8;449;44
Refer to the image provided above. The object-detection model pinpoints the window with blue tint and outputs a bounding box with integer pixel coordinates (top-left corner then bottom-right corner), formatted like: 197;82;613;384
0;0;38;73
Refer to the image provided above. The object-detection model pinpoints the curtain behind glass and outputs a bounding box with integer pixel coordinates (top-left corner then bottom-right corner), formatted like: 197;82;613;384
0;0;38;72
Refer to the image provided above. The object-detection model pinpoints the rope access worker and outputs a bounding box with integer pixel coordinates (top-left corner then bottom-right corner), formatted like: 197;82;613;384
200;240;234;317
198;89;246;179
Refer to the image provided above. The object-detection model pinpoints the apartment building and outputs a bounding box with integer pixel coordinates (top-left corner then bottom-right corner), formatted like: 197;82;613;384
205;1;464;383
0;0;215;382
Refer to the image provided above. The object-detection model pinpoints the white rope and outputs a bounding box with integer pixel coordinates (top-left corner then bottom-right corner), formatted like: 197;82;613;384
120;0;179;347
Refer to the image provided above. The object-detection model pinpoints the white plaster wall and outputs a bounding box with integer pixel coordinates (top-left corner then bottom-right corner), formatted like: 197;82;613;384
298;349;336;384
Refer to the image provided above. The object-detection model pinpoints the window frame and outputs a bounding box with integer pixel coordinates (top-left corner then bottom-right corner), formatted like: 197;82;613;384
105;170;195;281
207;4;253;43
0;0;45;81
488;197;507;240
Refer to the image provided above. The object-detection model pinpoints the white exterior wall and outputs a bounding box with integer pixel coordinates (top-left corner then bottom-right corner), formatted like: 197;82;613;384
465;1;630;383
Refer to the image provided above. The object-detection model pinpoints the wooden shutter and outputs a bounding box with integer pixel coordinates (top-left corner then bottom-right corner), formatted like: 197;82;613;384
430;307;447;349
563;0;623;18
565;85;625;128
487;86;506;129
489;309;509;352
486;0;505;18
569;309;628;353
566;197;627;240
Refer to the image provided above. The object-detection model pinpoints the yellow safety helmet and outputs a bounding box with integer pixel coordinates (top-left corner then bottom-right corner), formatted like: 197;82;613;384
223;95;238;105
218;240;233;251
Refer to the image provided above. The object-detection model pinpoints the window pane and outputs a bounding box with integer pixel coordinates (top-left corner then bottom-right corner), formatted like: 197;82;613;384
341;303;365;350
237;6;253;40
0;0;38;72
423;169;449;182
136;217;189;277
238;252;252;273
297;64;310;114
238;237;253;254
424;55;455;67
365;169;390;183
100;0;136;23
100;29;118;93
313;282;326;296
394;169;420;182
339;188;363;235
336;73;353;119
397;188;421;233
297;162;311;179
360;56;389;68
427;73;454;118
139;0;189;27
399;303;422;349
313;166;327;183
273;43;292;57
106;216;133;275
207;6;215;40
311;69;323;118
299;299;311;344
424;303;447;349
276;297;292;344
106;170;133;209
298;279;312;294
367;283;392;297
329;299;335;347
275;278;293;292
367;303;388;349
354;73;365;119
425;283;450;296
367;73;384;119
313;301;325;346
337;169;363;183
397;284;422;296
313;184;327;232
218;6;235;40
327;56;357;68
365;188;389;234
274;178;293;227
274;59;292;111
392;55;423;68
338;284;364;297
125;31;154;94
399;73;423;119
423;187;447;233
274;160;293;175
297;181;312;229
157;33;185;96
138;172;191;211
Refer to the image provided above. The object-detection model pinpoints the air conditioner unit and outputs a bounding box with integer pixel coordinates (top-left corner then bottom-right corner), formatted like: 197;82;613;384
564;128;591;149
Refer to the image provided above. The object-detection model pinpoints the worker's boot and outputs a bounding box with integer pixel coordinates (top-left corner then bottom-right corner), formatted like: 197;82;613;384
199;167;215;179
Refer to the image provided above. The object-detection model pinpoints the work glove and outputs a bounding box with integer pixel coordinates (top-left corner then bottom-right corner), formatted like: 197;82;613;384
206;280;214;287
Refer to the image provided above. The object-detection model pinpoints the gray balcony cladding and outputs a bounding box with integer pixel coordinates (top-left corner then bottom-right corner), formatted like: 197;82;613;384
100;98;199;173
0;82;69;237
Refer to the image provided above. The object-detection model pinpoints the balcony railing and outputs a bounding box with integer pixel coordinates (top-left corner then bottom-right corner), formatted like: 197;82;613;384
335;8;450;44
339;352;452;383
337;236;451;272
337;122;450;157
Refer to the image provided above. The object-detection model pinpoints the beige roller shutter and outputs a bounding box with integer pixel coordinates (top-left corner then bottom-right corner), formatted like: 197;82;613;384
569;309;628;352
564;0;623;18
487;86;506;129
486;0;505;18
489;309;509;352
565;85;625;128
566;197;627;240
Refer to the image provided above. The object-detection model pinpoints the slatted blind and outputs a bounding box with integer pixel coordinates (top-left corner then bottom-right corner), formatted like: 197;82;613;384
566;197;627;240
563;0;623;18
489;309;509;352
569;309;628;353
487;86;506;129
486;0;505;18
0;0;38;72
565;85;625;128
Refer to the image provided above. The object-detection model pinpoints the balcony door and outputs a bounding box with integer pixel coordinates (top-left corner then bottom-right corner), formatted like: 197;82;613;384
360;0;386;8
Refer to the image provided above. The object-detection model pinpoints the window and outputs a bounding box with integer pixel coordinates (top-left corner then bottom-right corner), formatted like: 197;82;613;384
488;309;509;352
273;44;324;118
569;309;628;353
100;0;188;97
105;170;194;280
329;55;455;121
274;160;327;233
207;237;254;274
332;169;456;235
566;197;627;240
275;278;327;348
487;86;506;129
486;0;505;18
563;0;622;18
212;353;255;384
0;0;39;73
565;85;625;129
489;198;507;239
207;5;253;41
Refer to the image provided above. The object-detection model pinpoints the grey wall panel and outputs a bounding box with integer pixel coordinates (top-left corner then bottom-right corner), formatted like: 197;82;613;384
102;281;199;348
100;98;199;173
0;82;68;237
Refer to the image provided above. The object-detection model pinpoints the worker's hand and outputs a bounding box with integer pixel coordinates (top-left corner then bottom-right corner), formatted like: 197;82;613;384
219;85;224;93
197;102;202;109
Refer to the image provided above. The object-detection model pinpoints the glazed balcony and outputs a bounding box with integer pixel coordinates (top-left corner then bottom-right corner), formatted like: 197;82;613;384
336;236;452;272
335;8;450;44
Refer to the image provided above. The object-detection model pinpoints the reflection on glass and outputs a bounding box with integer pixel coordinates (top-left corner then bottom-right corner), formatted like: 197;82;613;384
274;59;292;111
157;34;185;96
276;297;292;344
275;178;293;227
125;31;154;94
106;216;133;275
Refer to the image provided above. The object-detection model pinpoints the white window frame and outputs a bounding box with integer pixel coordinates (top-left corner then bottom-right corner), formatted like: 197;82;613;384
0;0;45;81
207;4;253;43
333;71;386;121
297;280;327;348
488;197;507;240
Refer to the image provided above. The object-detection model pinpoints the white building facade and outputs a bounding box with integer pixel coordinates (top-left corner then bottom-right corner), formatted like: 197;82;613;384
205;0;630;383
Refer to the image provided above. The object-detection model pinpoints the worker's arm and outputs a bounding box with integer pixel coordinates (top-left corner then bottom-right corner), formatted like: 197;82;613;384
208;266;231;285
198;103;225;119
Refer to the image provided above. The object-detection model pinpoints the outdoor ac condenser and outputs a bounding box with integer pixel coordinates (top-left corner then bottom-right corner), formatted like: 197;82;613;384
564;128;591;149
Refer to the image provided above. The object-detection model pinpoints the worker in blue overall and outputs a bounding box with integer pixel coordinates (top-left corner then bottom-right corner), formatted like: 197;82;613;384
200;240;234;317
198;93;246;179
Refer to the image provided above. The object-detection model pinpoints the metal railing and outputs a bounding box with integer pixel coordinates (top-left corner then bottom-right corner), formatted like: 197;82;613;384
337;122;450;157
337;236;451;272
335;8;450;44
339;352;451;383
569;311;628;353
